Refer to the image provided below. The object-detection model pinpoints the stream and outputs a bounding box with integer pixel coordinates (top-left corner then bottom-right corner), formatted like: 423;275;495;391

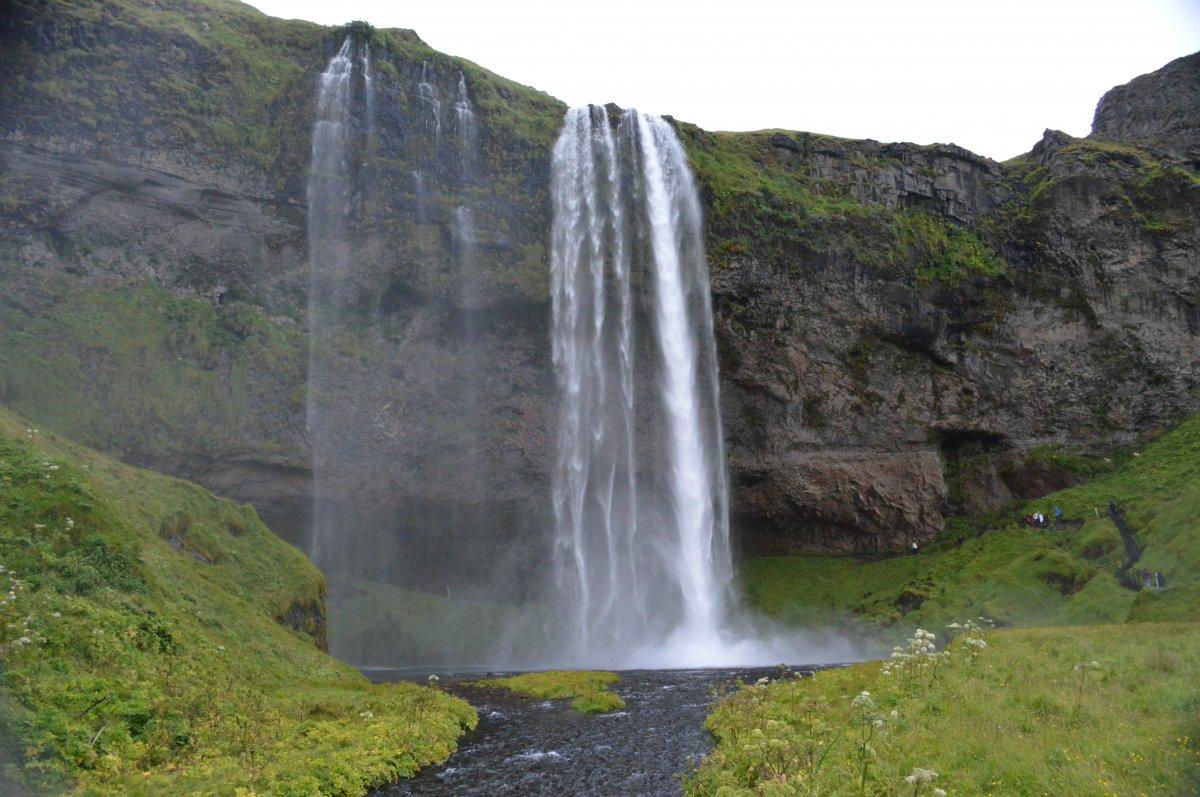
368;666;820;796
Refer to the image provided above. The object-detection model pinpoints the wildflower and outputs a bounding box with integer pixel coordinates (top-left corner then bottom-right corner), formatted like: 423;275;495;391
217;644;225;651
51;612;61;619
755;677;769;685
889;709;899;719
904;767;939;785
358;710;374;720
427;674;440;683
932;790;947;797
872;718;883;728
15;637;30;646
65;518;74;529
851;691;874;709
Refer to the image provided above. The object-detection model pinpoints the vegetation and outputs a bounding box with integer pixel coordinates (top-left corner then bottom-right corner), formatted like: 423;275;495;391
688;622;1200;795
678;127;1007;288
0;406;474;794
476;671;625;715
742;413;1200;634
0;276;305;463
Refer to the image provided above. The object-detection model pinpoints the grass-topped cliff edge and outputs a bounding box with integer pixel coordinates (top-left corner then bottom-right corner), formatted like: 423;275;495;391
0;406;475;794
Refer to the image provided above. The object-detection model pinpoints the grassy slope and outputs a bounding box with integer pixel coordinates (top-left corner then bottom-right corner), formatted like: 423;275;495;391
0;406;474;794
742;414;1200;634
688;623;1200;795
476;671;625;715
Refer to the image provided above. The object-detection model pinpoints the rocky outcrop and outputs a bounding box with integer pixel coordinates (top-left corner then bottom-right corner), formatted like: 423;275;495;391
1091;52;1200;166
0;0;1197;559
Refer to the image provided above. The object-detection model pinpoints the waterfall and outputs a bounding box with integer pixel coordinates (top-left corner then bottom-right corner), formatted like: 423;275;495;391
549;106;735;665
306;36;375;567
453;71;477;184
417;61;441;139
306;38;355;562
363;42;375;145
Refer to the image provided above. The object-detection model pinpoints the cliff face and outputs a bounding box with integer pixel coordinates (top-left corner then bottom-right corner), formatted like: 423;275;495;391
1;0;1197;562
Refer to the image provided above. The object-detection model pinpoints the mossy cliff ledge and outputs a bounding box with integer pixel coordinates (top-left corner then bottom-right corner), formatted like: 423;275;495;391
1;2;1197;556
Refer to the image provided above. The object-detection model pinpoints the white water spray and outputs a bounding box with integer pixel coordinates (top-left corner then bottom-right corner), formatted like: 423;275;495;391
550;106;747;666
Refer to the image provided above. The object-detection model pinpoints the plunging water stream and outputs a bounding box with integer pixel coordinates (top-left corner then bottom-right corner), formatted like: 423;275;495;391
307;37;356;562
549;107;738;665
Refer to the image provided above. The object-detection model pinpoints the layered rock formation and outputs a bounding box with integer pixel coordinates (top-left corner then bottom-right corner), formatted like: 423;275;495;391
0;0;1197;563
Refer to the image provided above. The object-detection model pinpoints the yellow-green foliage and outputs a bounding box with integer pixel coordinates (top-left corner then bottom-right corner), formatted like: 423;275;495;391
688;623;1200;795
0;407;475;794
477;670;625;715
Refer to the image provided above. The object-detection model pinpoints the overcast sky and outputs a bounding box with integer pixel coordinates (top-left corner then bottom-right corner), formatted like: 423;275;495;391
249;0;1200;161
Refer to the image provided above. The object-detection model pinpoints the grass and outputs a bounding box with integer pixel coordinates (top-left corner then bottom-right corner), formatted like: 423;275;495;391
741;413;1200;635
0;406;475;794
677;126;1008;288
475;671;625;715
687;622;1200;795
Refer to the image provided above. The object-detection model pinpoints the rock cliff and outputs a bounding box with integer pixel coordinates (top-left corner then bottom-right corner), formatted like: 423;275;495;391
0;0;1197;565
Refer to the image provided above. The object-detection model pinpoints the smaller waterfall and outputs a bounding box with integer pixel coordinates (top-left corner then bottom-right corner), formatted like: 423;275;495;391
363;42;376;144
307;37;356;563
417;61;442;139
453;71;476;137
411;169;429;224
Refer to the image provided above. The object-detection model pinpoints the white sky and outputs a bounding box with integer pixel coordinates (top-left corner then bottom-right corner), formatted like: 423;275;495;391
249;0;1200;160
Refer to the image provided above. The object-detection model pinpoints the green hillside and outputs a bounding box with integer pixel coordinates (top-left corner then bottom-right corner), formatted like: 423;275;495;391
0;407;474;794
741;414;1200;633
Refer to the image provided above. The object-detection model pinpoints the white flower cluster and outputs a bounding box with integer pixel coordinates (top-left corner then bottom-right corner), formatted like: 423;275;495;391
851;690;874;709
0;568;50;651
881;628;947;679
904;767;946;795
1073;660;1100;672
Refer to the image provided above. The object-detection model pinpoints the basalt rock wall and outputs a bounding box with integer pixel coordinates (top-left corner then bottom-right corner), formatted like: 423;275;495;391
1;2;1197;559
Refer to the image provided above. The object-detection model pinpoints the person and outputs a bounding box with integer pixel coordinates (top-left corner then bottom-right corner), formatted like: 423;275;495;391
1054;505;1063;523
911;541;919;556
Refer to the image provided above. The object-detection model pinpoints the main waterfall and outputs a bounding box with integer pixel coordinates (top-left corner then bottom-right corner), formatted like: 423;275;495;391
550;106;736;665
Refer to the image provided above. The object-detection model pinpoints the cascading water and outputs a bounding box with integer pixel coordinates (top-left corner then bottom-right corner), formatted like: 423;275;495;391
549;106;739;666
453;71;477;184
363;42;376;145
417;61;441;139
306;37;355;563
306;35;377;574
